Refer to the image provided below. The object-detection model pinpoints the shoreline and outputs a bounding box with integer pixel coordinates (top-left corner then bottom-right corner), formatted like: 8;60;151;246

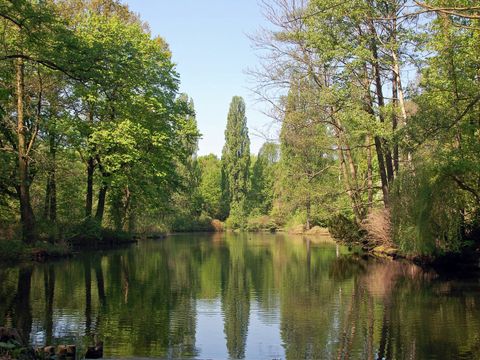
1;230;479;277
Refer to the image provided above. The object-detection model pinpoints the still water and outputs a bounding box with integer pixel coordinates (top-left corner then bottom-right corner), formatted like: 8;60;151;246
1;233;480;359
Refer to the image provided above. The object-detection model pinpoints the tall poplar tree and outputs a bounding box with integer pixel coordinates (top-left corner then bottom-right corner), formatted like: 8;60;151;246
221;96;250;224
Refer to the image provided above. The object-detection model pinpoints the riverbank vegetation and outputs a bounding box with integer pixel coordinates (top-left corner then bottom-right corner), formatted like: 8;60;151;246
1;0;480;261
0;0;202;252
210;0;480;260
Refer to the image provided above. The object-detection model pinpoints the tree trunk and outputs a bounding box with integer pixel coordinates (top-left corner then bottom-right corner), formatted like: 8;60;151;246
43;132;57;243
85;156;95;218
305;193;311;231
392;71;399;174
337;138;364;222
16;58;37;244
366;134;374;208
369;20;394;183
49;134;57;224
95;184;108;224
362;63;390;207
85;107;96;219
374;136;390;207
44;132;57;242
43;178;51;220
391;13;410;166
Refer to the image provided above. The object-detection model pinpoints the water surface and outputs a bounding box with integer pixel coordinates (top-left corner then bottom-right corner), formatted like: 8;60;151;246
1;233;480;359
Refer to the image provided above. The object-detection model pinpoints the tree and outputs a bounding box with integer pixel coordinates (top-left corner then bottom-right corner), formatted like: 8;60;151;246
0;0;91;243
0;0;199;243
274;79;336;229
221;96;250;226
198;154;224;219
248;142;279;215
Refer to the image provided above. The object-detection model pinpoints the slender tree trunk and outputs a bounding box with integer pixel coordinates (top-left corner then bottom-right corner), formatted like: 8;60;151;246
43;179;51;219
368;21;394;183
43;132;57;242
374;136;390;207
49;134;56;224
85;109;95;219
363;63;390;207
16;58;37;244
85;156;95;218
95;184;108;224
391;13;410;166
337;139;363;221
305;193;311;230
333;115;364;221
366;134;374;209
121;186;131;230
392;71;399;174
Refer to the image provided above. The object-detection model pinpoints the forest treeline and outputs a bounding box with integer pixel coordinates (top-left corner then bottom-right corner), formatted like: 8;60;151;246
244;0;480;257
210;0;480;258
0;0;200;248
1;0;480;259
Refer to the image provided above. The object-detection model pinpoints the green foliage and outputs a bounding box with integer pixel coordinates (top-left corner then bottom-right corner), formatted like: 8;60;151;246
246;213;278;232
222;96;250;225
0;0;202;243
328;214;365;246
272;77;338;229
170;213;215;233
225;200;249;230
198;154;225;219
30;241;71;257
247;142;279;215
391;164;465;255
0;240;26;262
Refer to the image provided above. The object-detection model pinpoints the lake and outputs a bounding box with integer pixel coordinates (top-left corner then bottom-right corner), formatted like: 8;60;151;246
1;233;480;359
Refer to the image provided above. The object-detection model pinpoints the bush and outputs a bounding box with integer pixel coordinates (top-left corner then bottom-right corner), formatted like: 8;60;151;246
328;214;366;245
391;165;464;255
66;218;102;242
284;210;307;232
100;228;134;244
171;213;216;232
246;214;277;232
226;201;248;230
0;240;26;262
30;240;71;258
211;219;225;232
361;208;393;247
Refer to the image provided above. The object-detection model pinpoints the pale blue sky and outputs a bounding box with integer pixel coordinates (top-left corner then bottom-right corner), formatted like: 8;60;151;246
125;0;274;156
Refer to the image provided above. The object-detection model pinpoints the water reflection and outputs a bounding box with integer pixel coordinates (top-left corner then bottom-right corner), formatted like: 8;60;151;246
0;233;479;359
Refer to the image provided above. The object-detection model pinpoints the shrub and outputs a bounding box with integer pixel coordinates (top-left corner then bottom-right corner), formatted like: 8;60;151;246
0;240;27;262
211;219;225;232
246;214;277;232
30;240;71;258
361;208;393;247
391;165;464;255
66;218;102;242
328;214;366;245
226;201;248;230
170;213;216;232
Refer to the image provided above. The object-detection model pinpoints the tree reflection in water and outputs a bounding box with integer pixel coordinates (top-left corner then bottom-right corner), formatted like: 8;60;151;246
0;233;479;359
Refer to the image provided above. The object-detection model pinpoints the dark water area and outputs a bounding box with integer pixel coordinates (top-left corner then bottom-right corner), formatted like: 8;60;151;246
1;233;480;359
